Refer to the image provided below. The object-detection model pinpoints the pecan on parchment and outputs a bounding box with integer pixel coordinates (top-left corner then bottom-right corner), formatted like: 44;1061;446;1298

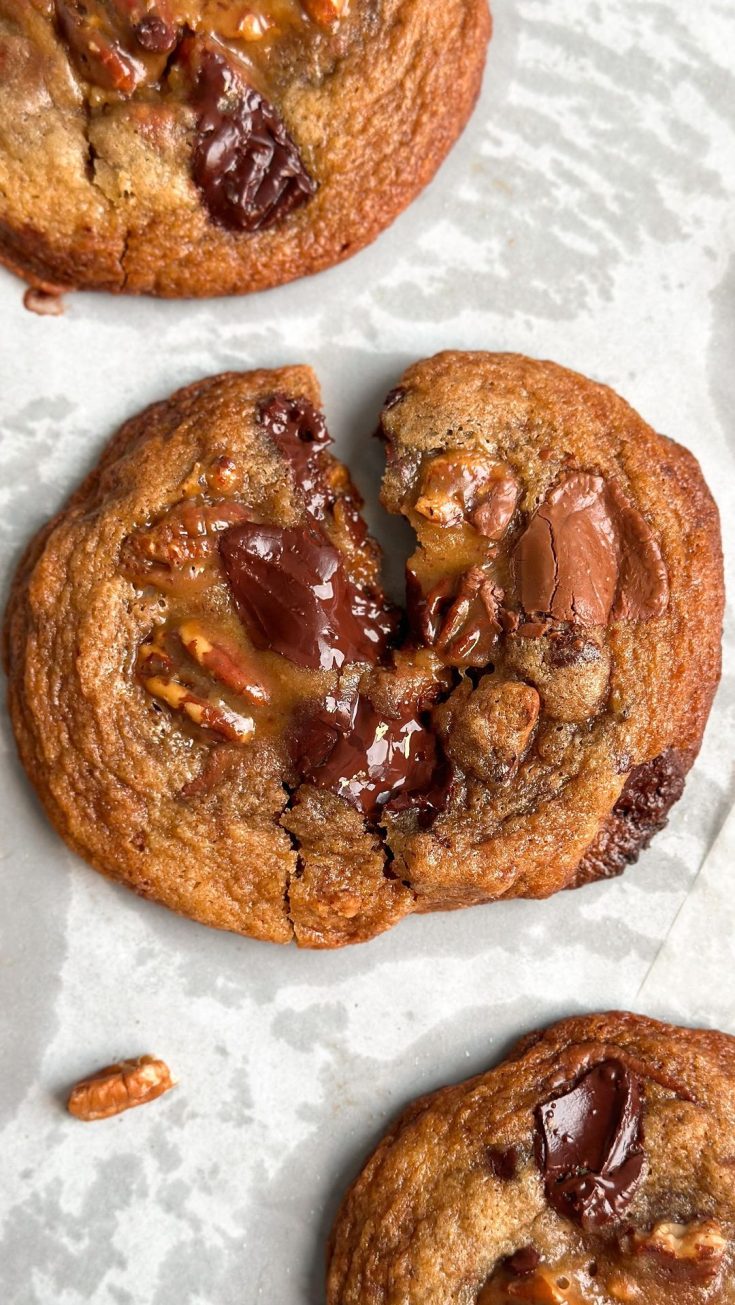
67;1056;175;1121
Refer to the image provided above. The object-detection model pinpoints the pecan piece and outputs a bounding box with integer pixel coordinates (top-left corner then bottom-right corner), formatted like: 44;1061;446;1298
178;620;270;704
56;0;143;93
624;1218;727;1282
234;10;274;39
67;1055;174;1121
414;452;519;538
192;47;316;232
205;455;243;495
301;0;348;26
137;634;173;675
56;0;177;91
143;668;255;743
120;500;250;592
408;565;503;667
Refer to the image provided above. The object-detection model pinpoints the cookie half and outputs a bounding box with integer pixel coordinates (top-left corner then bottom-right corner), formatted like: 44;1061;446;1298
327;1011;735;1303
378;352;722;912
0;0;490;297
3;355;723;946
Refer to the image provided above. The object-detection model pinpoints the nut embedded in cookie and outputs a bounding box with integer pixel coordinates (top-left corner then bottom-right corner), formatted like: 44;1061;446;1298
622;1218;727;1283
414;451;520;536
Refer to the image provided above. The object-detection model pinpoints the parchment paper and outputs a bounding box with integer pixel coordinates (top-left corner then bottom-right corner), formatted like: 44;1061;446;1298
1;1;734;1301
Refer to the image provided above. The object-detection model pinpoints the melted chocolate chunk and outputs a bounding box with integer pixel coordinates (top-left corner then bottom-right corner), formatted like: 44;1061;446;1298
406;568;452;645
298;695;446;818
570;749;688;888
258;393;332;517
294;688;358;772
514;473;669;627
386;755;454;825
193;49;316;232
536;1060;644;1230
220;523;393;671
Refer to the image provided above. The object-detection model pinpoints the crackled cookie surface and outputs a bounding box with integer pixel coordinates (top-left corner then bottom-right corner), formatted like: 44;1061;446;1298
0;0;490;297
327;1012;735;1304
2;355;723;946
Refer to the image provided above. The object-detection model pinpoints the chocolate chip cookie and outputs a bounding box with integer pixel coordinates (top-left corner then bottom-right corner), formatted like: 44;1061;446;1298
2;354;722;946
327;1011;735;1303
0;0;490;298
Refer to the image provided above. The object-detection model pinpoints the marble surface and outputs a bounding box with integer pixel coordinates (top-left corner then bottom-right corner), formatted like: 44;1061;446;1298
1;1;734;1301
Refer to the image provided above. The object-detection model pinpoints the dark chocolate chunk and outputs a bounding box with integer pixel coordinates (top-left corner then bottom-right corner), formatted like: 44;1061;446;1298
385;754;454;826
406;569;454;645
487;1145;518;1180
258;393;332;517
293;688;358;773
570;749;689;888
536;1059;644;1230
220;523;393;671
514;473;668;627
470;471;520;539
298;695;446;818
193;48;316;232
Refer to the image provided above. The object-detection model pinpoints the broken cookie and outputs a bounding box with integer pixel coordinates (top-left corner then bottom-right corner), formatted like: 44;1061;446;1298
2;355;723;946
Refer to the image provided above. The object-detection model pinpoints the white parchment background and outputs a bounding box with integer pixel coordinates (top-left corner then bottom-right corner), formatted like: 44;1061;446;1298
1;1;734;1301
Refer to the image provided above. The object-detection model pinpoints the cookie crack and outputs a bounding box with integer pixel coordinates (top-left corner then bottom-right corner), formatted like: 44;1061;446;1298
279;780;301;934
79;100;128;289
278;772;414;944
